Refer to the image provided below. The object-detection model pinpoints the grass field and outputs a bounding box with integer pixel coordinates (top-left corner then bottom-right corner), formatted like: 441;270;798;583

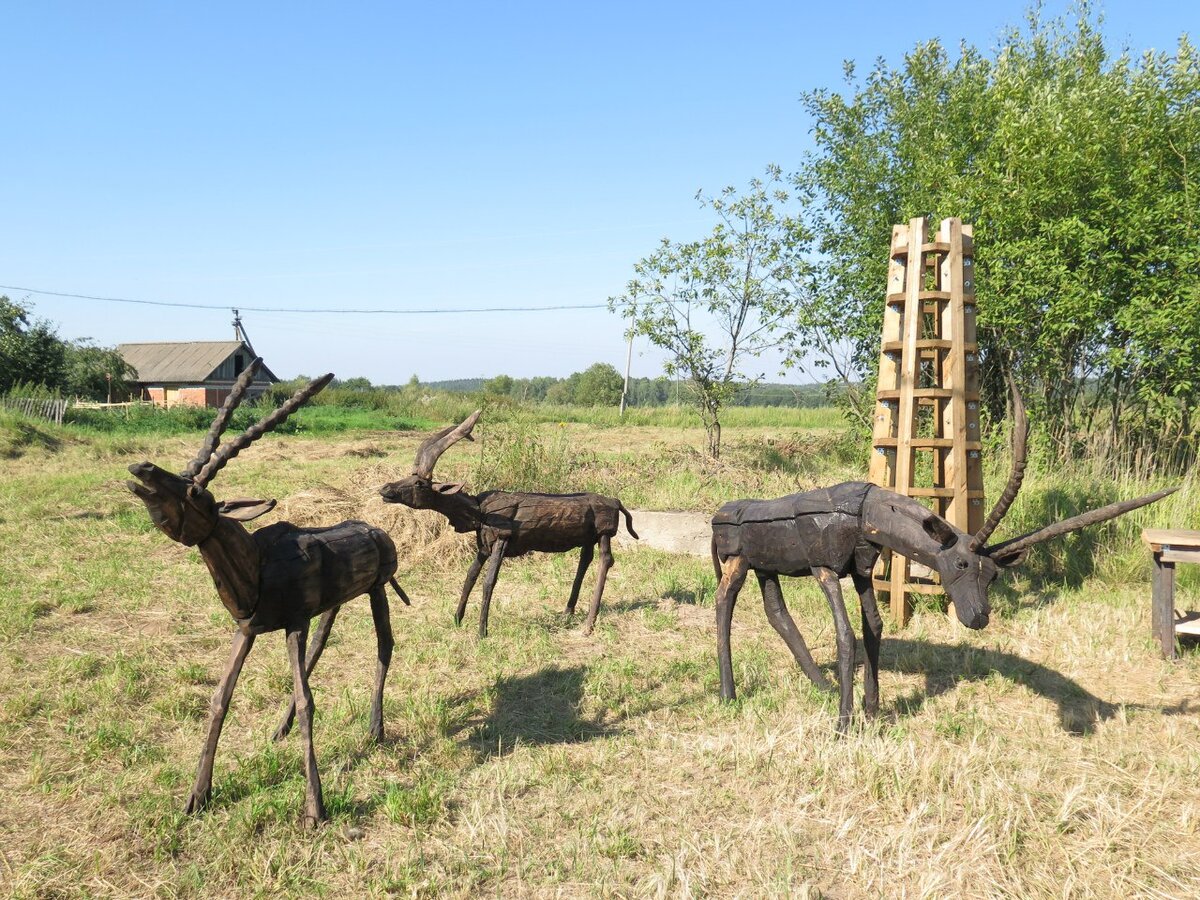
0;411;1197;897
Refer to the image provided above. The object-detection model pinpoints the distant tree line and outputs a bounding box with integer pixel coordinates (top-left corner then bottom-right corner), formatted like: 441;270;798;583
0;297;135;399
421;363;832;408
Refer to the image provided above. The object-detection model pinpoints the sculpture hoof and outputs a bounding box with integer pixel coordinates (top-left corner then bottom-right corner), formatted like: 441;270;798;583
272;717;294;742
183;788;210;815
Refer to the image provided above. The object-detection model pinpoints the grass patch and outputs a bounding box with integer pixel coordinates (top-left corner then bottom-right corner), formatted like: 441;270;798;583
0;419;1196;896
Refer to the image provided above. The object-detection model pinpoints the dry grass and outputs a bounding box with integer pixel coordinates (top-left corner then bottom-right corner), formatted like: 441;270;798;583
0;423;1197;898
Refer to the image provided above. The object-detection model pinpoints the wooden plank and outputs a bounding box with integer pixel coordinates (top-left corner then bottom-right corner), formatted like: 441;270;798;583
1161;548;1200;564
885;290;953;304
1176;612;1200;636
872;579;945;595
873;437;982;450
940;218;971;532
881;339;979;353
1141;528;1200;552
869;224;908;491
890;216;928;623
907;487;986;499
876;388;953;400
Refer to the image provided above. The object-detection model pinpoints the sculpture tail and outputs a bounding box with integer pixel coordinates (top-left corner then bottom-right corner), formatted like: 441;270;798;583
389;577;411;606
711;535;722;582
618;501;639;540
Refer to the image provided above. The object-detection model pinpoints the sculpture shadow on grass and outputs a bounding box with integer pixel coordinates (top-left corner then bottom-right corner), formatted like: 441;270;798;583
877;637;1193;735
444;664;693;761
439;665;611;760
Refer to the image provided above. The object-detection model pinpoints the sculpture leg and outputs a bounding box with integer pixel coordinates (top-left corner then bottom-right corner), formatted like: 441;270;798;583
852;572;883;718
565;543;594;615
186;629;255;815
478;539;507;638
715;555;750;701
368;586;394;742
286;623;326;827
455;551;487;626
814;567;857;733
273;607;338;741
758;573;833;693
582;535;613;635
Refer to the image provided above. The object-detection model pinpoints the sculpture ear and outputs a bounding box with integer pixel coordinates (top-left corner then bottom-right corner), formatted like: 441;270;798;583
434;482;466;495
217;498;277;521
922;514;958;549
991;548;1028;568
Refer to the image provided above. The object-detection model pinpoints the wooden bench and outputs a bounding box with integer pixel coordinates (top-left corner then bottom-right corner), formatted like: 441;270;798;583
1142;528;1200;659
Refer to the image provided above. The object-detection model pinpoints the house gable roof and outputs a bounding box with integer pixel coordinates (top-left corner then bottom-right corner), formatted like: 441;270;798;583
116;341;279;383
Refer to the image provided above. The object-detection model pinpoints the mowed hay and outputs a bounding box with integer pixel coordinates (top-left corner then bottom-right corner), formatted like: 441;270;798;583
275;462;474;570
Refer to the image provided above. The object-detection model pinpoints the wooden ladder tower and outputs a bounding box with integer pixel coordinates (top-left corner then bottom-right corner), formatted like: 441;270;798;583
868;217;984;625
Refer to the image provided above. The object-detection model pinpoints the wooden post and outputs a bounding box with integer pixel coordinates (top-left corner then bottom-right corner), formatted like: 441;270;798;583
1151;552;1177;659
871;217;983;625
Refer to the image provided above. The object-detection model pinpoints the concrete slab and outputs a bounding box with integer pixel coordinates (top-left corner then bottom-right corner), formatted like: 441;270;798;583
615;509;712;559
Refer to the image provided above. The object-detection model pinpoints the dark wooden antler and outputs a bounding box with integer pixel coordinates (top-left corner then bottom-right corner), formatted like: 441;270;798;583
182;358;264;479
193;373;334;489
412;409;481;477
970;374;1029;551
984;486;1180;560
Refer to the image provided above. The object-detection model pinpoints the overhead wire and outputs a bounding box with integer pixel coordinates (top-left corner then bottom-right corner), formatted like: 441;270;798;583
0;285;609;315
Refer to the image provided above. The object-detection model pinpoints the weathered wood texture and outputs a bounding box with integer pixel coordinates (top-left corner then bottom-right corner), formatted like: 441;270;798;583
869;217;983;624
1142;528;1200;659
126;360;409;826
712;465;1177;732
379;412;638;636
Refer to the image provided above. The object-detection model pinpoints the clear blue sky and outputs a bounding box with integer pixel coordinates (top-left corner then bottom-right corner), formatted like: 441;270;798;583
1;1;1191;383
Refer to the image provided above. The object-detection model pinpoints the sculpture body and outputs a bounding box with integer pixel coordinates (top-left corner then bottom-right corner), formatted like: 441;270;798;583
126;360;408;826
711;384;1176;732
380;412;638;636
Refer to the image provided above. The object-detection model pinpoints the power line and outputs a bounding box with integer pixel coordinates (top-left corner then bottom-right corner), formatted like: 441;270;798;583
0;285;609;314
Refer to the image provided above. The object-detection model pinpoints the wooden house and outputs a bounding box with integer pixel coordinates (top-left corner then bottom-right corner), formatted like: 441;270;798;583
116;341;279;408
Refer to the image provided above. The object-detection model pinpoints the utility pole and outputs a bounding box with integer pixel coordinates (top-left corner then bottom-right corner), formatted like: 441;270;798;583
619;330;634;417
232;309;259;357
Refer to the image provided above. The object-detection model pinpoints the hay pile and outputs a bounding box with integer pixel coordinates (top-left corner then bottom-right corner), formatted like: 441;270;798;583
274;462;475;571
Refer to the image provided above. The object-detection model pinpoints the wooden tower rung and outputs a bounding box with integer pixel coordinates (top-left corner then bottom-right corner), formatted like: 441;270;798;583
868;216;983;626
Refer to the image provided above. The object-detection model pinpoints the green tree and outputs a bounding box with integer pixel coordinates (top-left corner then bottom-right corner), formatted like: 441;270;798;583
63;340;137;400
573;363;623;406
0;297;68;394
791;9;1200;465
610;168;811;457
483;374;515;397
545;372;580;404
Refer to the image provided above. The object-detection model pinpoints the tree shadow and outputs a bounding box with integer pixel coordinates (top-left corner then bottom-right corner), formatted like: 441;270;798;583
878;637;1192;735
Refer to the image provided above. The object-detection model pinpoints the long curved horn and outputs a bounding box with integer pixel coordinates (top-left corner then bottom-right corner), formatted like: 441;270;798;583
984;486;1179;562
181;358;263;478
193;373;334;489
970;373;1028;551
413;410;481;478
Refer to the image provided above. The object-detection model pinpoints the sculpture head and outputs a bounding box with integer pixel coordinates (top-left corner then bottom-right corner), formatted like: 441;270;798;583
873;378;1176;629
126;360;333;546
379;410;481;512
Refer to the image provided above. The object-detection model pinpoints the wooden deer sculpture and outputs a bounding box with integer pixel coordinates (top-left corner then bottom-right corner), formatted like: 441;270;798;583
379;411;638;636
710;384;1177;731
126;360;408;826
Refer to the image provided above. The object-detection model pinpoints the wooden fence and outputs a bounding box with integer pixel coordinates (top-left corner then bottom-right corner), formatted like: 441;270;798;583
0;396;68;426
